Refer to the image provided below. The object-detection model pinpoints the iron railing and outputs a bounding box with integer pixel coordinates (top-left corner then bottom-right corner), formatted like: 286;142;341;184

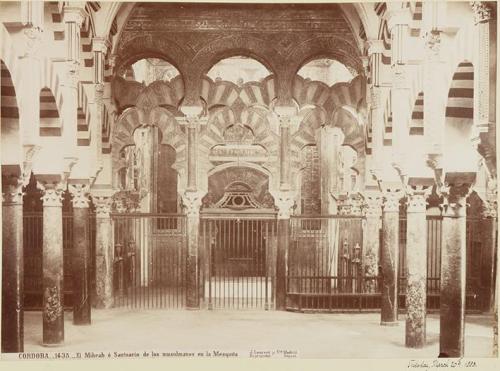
111;213;187;309
23;212;96;309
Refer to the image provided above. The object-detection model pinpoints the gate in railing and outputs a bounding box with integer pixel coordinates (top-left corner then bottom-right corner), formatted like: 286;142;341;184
199;212;277;309
111;213;187;309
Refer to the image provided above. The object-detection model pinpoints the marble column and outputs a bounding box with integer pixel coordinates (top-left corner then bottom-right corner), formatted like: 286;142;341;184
275;192;295;310
37;180;65;346
471;1;492;136
92;196;114;309
405;186;430;348
187;124;197;191
182;191;203;309
362;192;383;293
481;188;497;313
1;172;24;353
439;182;472;357
69;184;91;325
318;127;344;214
380;188;402;326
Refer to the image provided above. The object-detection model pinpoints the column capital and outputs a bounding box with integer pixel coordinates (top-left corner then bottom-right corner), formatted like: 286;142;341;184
406;185;432;213
382;186;404;213
92;195;113;218
363;191;383;217
63;62;80;87
2;171;24;206
37;180;65;207
94;83;105;103
92;37;111;54
63;5;87;27
21;26;43;59
68;183;90;208
181;191;204;217
385;8;412;31
470;2;492;25
483;197;497;219
365;39;384;56
370;87;382;110
440;173;475;216
424;30;442;57
272;191;296;219
349;193;365;216
178;108;208;128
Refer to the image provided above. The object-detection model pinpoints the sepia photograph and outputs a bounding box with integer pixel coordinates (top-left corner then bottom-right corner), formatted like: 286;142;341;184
0;0;498;369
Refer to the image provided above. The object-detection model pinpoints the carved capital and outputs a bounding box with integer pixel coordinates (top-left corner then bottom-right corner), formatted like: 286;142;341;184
349;194;365;216
382;188;404;213
440;183;473;217
63;6;87;27
93;196;113;218
22;26;43;58
37;181;65;207
483;178;498;218
370;87;382;110
471;2;492;24
66;66;80;89
181;191;204;217
424;30;441;56
273;191;296;219
406;186;431;213
92;37;111;54
2;175;24;205
178;115;208;129
68;184;90;208
94;83;105;103
363;192;383;218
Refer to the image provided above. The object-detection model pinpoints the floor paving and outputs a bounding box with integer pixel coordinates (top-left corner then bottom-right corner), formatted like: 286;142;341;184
20;309;495;359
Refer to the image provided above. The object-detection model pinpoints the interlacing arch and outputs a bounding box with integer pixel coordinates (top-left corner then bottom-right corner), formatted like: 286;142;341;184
111;106;187;188
112;74;185;114
290;74;367;155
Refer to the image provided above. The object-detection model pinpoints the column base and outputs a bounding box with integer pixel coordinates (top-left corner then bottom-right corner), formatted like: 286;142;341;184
42;342;64;348
380;321;399;327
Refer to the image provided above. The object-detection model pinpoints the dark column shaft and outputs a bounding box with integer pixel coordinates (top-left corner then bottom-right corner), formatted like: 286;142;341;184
42;198;64;346
1;197;24;352
440;205;467;357
72;207;91;324
276;218;289;310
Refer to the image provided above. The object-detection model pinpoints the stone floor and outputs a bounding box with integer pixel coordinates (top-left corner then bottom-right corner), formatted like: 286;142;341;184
19;309;495;359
